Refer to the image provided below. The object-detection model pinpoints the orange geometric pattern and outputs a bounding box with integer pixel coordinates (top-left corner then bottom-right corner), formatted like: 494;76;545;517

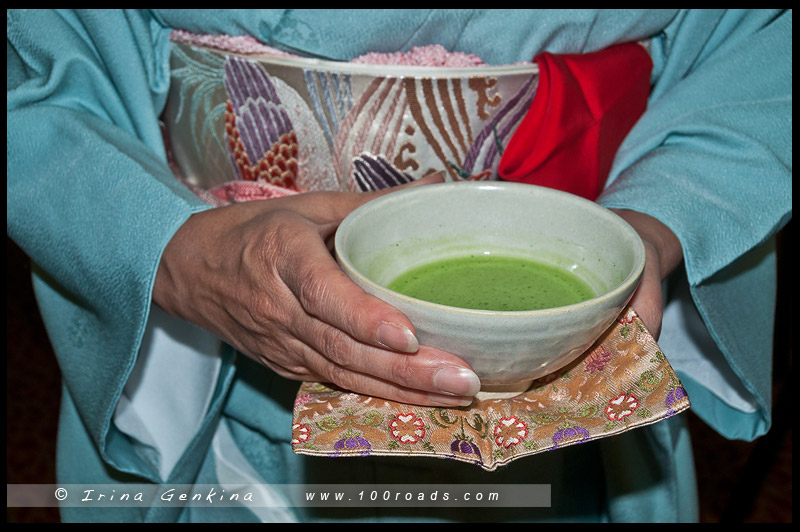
225;101;300;191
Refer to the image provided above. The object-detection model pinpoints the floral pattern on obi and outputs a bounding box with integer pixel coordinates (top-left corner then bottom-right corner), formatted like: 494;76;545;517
163;34;538;205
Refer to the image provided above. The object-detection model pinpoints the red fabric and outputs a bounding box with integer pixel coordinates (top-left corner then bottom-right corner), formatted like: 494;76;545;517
498;42;652;200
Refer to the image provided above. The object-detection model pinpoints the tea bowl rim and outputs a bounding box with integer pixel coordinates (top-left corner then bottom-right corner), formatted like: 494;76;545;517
334;181;646;319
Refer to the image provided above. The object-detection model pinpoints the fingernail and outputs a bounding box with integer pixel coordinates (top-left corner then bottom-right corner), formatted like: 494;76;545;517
433;367;481;397
430;394;474;408
376;322;419;353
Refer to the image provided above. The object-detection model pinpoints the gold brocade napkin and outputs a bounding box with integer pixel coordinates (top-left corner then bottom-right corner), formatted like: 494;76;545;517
291;307;690;471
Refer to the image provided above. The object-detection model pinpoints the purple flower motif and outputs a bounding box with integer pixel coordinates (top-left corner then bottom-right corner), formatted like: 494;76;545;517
450;439;482;464
331;436;371;457
666;386;688;406
665;386;690;416
552;425;591;448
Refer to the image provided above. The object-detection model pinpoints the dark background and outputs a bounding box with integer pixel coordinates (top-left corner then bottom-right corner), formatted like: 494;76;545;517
6;228;792;523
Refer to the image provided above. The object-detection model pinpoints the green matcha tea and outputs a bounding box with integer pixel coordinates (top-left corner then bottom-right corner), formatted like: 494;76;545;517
387;254;595;311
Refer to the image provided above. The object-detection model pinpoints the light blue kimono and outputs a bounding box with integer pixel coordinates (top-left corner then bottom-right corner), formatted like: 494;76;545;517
7;9;792;523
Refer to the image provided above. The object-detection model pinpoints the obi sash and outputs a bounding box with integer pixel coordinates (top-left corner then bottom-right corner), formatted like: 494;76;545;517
162;34;651;205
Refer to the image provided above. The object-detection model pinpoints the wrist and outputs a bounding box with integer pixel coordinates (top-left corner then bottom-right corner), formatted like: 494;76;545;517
609;209;683;281
152;207;224;320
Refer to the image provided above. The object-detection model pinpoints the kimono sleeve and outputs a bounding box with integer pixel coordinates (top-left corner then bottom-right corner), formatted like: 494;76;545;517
599;9;791;440
7;9;230;482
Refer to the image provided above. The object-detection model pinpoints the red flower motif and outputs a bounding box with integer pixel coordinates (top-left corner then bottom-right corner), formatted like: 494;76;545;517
605;393;640;421
493;416;529;449
291;423;310;445
389;413;426;444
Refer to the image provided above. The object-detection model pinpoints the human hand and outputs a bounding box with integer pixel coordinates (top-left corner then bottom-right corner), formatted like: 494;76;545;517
609;209;683;340
153;175;480;407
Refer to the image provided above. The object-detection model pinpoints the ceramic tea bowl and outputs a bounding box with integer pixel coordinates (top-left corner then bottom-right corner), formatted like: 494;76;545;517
335;181;645;394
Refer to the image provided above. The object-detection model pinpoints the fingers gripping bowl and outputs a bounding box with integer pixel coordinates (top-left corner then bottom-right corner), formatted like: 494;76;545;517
335;182;645;393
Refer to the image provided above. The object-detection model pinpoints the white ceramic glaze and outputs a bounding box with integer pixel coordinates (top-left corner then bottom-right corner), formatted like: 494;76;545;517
335;182;645;392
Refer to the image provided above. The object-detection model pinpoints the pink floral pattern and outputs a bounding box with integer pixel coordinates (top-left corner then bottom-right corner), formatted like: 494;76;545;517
584;345;613;373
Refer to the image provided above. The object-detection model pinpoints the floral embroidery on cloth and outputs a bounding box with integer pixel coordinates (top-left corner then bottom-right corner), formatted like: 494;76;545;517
291;307;690;472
